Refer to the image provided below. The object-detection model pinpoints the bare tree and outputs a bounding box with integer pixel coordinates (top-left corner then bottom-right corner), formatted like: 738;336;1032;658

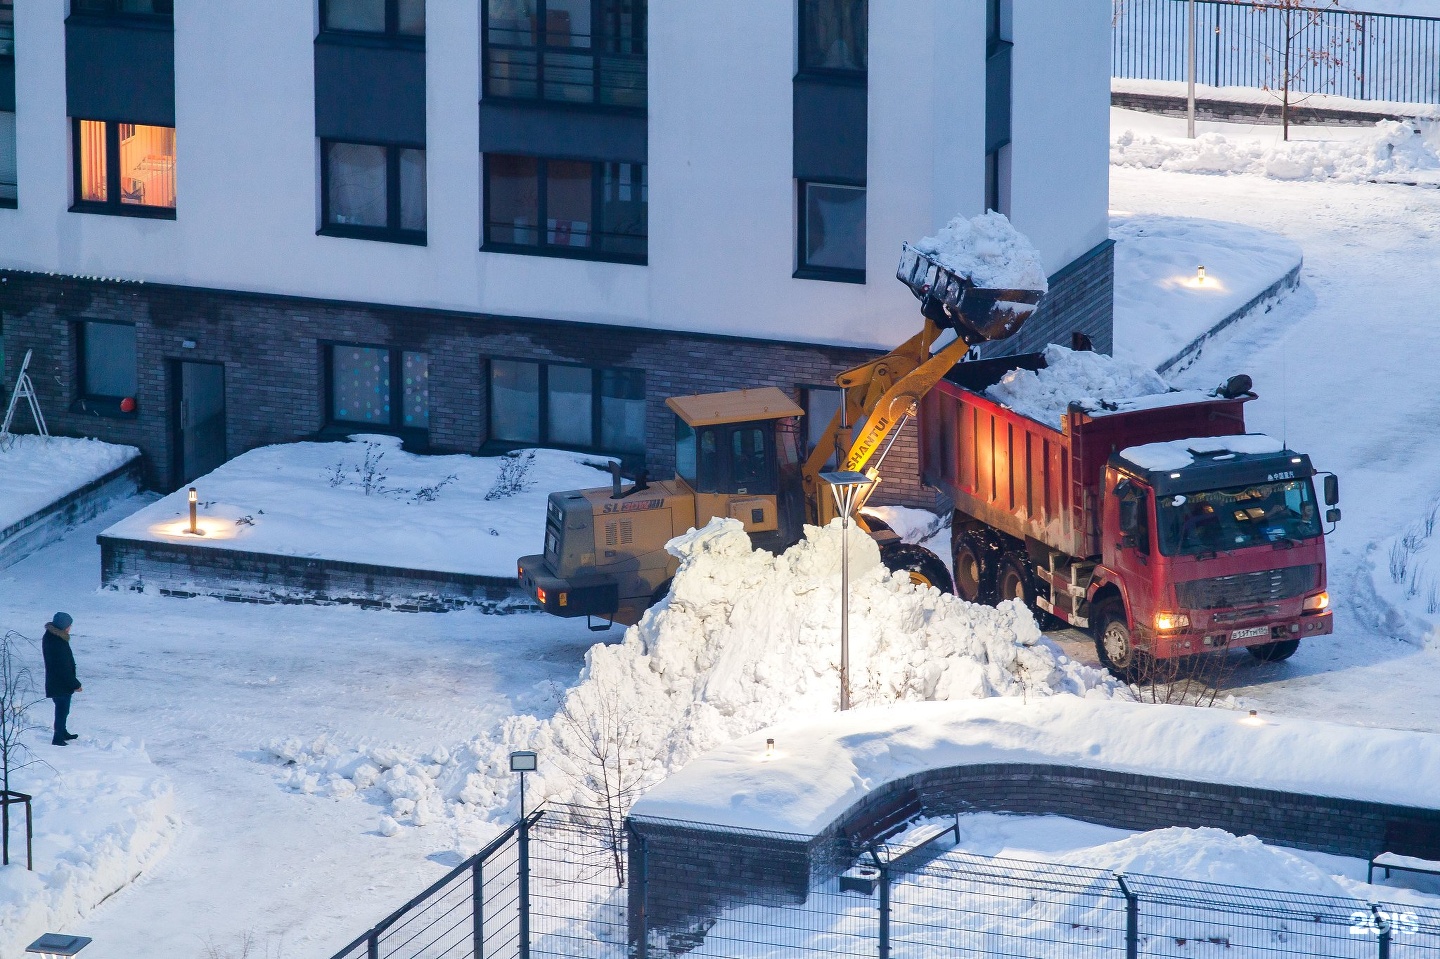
1247;1;1353;140
0;630;47;867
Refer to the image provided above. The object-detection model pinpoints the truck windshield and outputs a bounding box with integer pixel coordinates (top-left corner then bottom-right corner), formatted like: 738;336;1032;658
1156;479;1322;556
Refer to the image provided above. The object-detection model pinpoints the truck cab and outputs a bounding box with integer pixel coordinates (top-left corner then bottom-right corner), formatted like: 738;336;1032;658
1090;436;1337;676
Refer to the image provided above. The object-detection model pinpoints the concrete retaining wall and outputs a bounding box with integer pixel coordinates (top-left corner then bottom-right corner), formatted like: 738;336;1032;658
0;456;141;569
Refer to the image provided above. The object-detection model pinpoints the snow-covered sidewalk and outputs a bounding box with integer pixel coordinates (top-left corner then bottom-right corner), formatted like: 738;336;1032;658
0;436;138;533
101;438;613;578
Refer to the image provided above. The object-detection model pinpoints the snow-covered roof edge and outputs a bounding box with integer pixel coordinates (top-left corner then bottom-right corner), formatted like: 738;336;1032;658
629;697;1440;837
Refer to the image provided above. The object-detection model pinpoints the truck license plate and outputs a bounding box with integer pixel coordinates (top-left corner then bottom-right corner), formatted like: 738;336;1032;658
1231;625;1270;641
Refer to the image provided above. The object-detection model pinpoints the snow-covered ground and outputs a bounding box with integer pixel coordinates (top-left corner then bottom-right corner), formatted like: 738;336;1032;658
0;436;137;533
1110;213;1302;370
101;438;613;577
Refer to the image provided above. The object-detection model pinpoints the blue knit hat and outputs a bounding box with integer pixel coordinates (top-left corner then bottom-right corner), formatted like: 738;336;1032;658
52;612;73;631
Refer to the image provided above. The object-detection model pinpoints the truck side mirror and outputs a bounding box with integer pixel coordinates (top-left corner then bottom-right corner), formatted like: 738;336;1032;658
1118;498;1139;537
1326;507;1341;525
1323;474;1339;506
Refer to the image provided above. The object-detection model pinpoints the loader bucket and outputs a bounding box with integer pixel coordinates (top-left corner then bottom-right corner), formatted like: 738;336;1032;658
896;243;1044;345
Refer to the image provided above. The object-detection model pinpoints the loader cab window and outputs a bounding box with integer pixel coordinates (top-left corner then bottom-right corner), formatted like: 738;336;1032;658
674;417;778;495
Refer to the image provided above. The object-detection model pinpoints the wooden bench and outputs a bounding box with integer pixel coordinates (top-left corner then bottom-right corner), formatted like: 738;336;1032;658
1369;852;1440;884
838;789;959;892
1368;820;1440;885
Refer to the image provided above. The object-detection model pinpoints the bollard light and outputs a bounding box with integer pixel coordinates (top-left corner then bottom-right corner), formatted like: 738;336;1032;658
1242;708;1264;727
26;934;92;958
1197;265;1207;285
821;470;875;711
765;738;776;760
186;487;204;536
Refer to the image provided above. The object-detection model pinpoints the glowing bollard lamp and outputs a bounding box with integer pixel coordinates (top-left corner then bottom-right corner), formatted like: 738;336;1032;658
26;934;92;958
185;487;205;536
821;470;875;712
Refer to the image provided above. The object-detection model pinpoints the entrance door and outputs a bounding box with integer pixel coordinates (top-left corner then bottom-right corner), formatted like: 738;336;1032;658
173;361;226;485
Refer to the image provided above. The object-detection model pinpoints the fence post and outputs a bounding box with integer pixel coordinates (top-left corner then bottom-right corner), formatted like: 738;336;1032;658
366;930;379;959
1372;905;1391;959
1116;875;1138;959
629;822;649;959
519;815;532;959
472;855;485;959
877;859;891;959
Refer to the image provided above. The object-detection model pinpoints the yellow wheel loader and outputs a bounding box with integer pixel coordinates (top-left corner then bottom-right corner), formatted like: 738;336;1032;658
517;244;1046;626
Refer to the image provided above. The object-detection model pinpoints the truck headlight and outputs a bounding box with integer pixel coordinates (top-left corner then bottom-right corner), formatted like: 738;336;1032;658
1154;611;1190;631
1302;591;1329;612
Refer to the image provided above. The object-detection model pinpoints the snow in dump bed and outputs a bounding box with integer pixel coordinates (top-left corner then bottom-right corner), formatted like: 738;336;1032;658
100;437;614;577
0;435;138;531
983;345;1208;428
1121;434;1286;472
1112;118;1440;185
912;211;1049;292
630;696;1440;835
0;738;177;958
270;517;1124;852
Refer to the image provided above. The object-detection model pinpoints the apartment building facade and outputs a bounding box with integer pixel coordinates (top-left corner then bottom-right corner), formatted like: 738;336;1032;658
0;0;1112;503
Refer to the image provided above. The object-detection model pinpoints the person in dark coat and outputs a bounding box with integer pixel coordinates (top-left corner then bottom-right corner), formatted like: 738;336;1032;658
41;612;81;746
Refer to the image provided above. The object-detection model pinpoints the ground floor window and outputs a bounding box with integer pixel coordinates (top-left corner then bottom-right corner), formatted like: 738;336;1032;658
802;384;843;467
327;344;430;432
0;111;15;207
483;155;647;263
321;141;427;245
797;180;865;282
79;321;138;414
488;359;645;455
72;119;176;216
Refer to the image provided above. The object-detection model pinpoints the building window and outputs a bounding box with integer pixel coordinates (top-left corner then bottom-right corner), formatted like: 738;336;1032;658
327;344;429;432
69;0;173;17
797;181;865;282
0;0;12;57
80;321;138;412
321;0;424;37
484;155;646;263
483;0;646;109
0;112;15;209
320;141;426;244
802;385;843;466
488;359;646;456
71;120;176;217
799;0;867;73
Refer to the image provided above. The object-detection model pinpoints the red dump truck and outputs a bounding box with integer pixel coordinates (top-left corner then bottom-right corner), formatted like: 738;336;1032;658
920;351;1340;679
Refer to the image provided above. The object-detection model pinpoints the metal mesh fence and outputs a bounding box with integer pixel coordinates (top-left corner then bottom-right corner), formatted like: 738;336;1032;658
1113;0;1440;105
331;805;1440;959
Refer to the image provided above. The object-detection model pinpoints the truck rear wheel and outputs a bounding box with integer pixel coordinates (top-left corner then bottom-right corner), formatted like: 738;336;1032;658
880;543;954;595
996;556;1034;607
952;534;992;604
1247;638;1300;662
1093;598;1152;683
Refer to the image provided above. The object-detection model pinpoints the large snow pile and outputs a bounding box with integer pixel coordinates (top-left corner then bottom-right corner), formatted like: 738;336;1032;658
0;435;139;532
1112;119;1440;183
101;437;614;577
985;345;1188;427
912;212;1049;292
0;739;177;957
1370;501;1440;651
271;518;1123;852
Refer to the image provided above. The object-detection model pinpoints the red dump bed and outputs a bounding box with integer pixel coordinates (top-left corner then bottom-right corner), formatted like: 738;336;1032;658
919;353;1249;560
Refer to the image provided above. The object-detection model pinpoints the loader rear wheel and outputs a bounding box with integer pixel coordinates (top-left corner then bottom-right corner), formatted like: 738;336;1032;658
1247;638;1300;662
880;543;954;595
952;534;992;604
1093;598;1152;683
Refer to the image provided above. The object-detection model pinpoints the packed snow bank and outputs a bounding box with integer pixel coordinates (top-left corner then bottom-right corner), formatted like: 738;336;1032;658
0;436;139;532
101;439;613;577
1369;504;1440;650
1112;119;1440;184
1110;214;1303;370
271;518;1124;851
631;696;1440;835
984;345;1212;427
0;739;177;957
912;212;1049;292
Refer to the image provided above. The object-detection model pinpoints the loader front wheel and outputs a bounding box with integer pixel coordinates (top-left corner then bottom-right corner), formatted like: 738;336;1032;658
880;543;954;595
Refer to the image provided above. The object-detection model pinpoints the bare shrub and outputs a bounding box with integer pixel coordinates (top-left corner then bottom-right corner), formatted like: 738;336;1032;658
1391;537;1416;584
485;451;537;502
0;630;47;866
1129;650;1244;707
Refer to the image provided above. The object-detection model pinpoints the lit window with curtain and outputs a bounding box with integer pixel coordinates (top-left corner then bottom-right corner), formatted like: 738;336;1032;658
487;359;646;457
72;119;176;217
321;141;426;244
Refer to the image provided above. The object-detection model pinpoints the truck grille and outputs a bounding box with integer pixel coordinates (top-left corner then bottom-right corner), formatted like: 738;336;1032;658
1175;565;1319;610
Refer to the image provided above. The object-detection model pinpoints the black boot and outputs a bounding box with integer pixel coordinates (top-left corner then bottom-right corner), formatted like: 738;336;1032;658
51;738;68;747
64;733;78;741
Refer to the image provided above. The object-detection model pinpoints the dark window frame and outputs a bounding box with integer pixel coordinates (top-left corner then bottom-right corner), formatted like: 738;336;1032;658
485;357;647;460
76;319;139;419
0;110;15;210
67;0;173;22
481;153;647;265
69;118;177;220
800;383;843;465
797;0;868;79
794;178;866;285
323;341;431;438
1;0;14;59
318;0;425;44
680;420;780;496
481;0;647;112
318;139;427;246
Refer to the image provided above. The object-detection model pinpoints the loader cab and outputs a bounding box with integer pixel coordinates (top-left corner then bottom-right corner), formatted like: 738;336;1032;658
667;388;806;551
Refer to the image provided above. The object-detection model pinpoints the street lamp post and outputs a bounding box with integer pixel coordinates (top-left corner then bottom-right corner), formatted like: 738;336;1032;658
820;470;874;711
510;749;538;818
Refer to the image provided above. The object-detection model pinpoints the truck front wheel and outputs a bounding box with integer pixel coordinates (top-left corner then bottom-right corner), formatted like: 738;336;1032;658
952;534;992;603
880;543;955;595
1093;598;1151;682
1247;638;1300;662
